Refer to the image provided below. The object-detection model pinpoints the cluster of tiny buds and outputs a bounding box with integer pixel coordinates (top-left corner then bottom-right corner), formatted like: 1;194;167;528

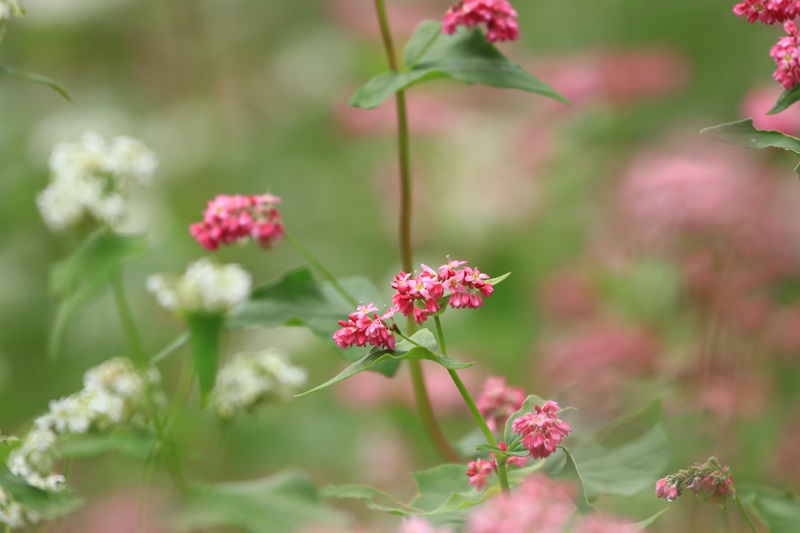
333;259;496;350
442;0;519;43
190;194;285;251
466;442;528;491
655;457;735;506
511;401;572;459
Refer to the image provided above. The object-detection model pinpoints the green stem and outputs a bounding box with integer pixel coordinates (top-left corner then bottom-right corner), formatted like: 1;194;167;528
110;268;187;490
373;0;458;464
284;231;358;307
434;317;510;493
151;330;190;364
734;494;760;533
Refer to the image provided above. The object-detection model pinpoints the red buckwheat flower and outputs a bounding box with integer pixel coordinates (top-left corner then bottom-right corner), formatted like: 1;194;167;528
771;21;800;90
655;457;735;506
511;401;572;459
466;458;495;491
190;194;285;251
476;376;526;432
391;259;495;325
442;0;519;43
733;0;799;24
333;303;396;350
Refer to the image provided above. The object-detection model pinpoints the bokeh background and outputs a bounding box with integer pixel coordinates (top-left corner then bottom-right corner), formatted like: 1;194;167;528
2;0;799;531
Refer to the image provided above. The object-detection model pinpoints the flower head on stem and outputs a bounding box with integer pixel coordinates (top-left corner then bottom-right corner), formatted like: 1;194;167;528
333;303;397;350
190;193;285;251
511;401;572;459
655;457;736;506
733;0;799;24
771;21;800;90
442;0;519;42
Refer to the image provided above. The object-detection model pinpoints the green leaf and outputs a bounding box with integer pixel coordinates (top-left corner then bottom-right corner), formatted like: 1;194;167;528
486;271;512;286
47;230;148;359
321;464;491;516
740;487;800;533
349;21;567;110
169;471;344;533
0;468;83;520
0;64;73;102
634;507;670;529
769;85;800;115
572;425;670;499
586;399;662;448
227;267;398;374
298;329;471;396
0;436;21;464
57;429;157;461
552;445;594;514
503;394;546;445
187;312;224;404
699;119;800;175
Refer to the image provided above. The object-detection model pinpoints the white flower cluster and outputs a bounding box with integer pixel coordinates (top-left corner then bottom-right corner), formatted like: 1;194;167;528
7;357;159;493
36;132;158;232
209;349;307;420
0;485;39;530
0;0;24;22
146;258;252;314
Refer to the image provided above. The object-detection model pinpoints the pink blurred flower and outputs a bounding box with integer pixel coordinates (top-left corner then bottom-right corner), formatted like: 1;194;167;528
190;193;285;251
742;84;800;135
771;21;800;90
536;47;690;108
575;515;642;533
333;303;396;350
399;517;454;533
539;270;597;320
476;376;526;432
442;0;519;43
465;475;575;532
511;401;572;459
734;0;799;24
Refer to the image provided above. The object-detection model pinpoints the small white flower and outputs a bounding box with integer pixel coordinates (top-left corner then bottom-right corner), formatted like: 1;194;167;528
0;0;24;23
147;258;252;314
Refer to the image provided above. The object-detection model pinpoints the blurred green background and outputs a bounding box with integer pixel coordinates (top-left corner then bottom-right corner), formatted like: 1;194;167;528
2;0;799;531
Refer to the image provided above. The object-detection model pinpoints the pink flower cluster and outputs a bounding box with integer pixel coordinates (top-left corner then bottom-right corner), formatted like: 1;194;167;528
733;0;799;24
332;303;396;350
391;259;494;325
771;21;800;90
655;457;735;505
442;0;519;43
466;444;527;491
190;194;285;251
511;401;572;459
476;376;526;432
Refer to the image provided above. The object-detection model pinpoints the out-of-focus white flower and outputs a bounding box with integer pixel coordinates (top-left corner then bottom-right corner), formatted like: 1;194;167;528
36;132;158;232
146;258;252;314
209;349;307;420
0;0;24;22
6;357;159;492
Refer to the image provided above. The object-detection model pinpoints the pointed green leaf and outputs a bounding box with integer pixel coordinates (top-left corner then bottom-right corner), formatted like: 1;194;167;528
169;471;344;533
227;267;398;374
47;230;148;359
57;429;158;461
349;21;567;110
503;394;545;445
486;271;512;286
187;312;224;404
572;425;670;499
740;487;800;533
0;64;73;102
768;85;800;115
586;399;661;448
552;445;594;514
634;507;670;529
298;329;471;396
700;119;800;174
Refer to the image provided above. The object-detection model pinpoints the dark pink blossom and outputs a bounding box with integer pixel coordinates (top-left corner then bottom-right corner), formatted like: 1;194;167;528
476;377;526;432
511;401;572;459
190;194;285;251
333;303;396;350
466;458;494;491
771;21;800;90
733;0;799;24
442;0;519;43
391;260;495;324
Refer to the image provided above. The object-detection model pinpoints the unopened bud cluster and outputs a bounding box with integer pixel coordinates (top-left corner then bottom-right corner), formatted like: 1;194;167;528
209;349;307;420
2;358;159;528
37;132;157;232
146;258;252;315
655;457;735;506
